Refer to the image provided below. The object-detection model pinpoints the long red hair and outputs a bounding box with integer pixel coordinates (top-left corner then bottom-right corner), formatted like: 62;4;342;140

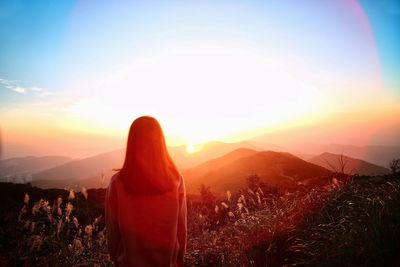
119;116;180;195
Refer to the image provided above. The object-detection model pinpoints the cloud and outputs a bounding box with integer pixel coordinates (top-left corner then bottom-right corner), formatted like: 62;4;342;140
0;78;52;97
29;87;43;92
0;78;17;87
13;86;26;94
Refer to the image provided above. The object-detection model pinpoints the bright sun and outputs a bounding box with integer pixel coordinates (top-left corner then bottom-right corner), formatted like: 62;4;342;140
186;144;196;154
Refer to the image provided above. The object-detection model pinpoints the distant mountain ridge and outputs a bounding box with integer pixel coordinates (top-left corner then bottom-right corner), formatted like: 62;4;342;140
169;141;260;169
7;140;397;191
31;149;124;187
183;149;332;194
0;156;72;177
291;144;400;167
30;141;262;189
308;152;390;176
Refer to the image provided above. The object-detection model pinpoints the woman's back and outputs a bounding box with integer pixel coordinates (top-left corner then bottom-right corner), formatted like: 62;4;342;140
105;116;187;267
106;172;186;267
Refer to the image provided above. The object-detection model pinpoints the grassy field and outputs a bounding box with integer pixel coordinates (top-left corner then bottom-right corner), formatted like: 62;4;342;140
0;173;399;266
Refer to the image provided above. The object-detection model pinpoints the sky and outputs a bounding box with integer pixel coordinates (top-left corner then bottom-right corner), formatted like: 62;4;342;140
0;0;399;158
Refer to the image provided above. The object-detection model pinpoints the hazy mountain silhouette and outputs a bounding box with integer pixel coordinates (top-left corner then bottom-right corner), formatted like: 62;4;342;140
0;156;72;177
184;150;332;194
169;141;260;169
31;141;263;189
31;149;124;187
305;144;400;168
308;152;390;176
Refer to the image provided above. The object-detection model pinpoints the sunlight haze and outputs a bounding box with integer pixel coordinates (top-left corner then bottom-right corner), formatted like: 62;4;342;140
1;0;399;158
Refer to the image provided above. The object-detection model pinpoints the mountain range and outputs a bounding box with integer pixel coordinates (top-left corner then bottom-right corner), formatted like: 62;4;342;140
308;152;390;176
0;156;72;178
0;140;397;192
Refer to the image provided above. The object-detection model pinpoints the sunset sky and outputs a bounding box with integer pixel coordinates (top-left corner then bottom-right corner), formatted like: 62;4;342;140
1;0;399;158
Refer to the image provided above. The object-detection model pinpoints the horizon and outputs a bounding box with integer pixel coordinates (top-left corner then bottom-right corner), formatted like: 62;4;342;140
1;0;400;159
1;2;400;264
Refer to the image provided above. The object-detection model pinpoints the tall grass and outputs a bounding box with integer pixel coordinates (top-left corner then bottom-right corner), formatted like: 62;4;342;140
0;174;399;266
285;177;400;267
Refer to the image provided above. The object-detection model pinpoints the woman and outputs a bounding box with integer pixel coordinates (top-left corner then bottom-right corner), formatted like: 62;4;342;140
105;116;187;267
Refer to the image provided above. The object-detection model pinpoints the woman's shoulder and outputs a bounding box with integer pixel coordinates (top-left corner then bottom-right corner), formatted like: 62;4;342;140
107;171;121;192
111;171;120;182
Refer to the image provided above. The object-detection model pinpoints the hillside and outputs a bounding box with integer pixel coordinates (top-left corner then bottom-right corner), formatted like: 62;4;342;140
184;150;331;194
309;152;390;176
183;148;258;181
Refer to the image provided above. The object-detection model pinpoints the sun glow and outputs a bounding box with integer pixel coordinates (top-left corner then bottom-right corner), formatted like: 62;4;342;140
1;0;393;159
57;42;328;144
185;143;204;154
186;144;196;154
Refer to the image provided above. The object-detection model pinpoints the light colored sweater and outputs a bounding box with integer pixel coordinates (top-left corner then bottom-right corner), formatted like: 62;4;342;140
105;172;187;267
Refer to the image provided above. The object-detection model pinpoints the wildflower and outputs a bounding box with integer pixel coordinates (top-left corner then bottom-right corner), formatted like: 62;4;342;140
23;193;30;205
57;197;62;206
43;201;51;216
257;187;264;195
228;212;235;218
244;207;250;214
73;217;79;228
239;194;246;205
256;192;262;205
93;215;101;225
81;187;88;200
226;190;231;202
221;202;229;209
97;230;106;245
65;202;73;217
32;201;41;215
248;196;256;205
72;238;83;251
41;200;49;209
85;225;93;236
29;235;43;252
332;178;340;189
215;205;219;213
68;189;75;200
237;203;244;212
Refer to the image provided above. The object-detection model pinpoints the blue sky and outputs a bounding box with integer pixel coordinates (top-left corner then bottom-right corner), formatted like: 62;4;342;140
1;0;399;99
361;0;400;95
0;0;399;157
